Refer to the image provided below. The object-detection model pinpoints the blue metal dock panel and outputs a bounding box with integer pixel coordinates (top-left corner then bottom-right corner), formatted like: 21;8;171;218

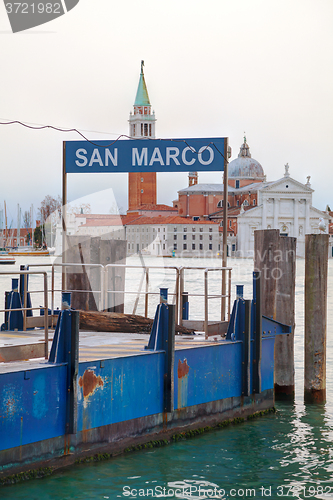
77;352;164;432
0;365;67;451
174;343;243;410
261;338;275;392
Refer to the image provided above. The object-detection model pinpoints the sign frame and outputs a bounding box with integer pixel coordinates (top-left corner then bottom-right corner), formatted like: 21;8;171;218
62;137;229;316
64;137;227;174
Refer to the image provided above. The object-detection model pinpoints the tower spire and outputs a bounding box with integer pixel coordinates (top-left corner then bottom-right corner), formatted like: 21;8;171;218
128;63;157;211
134;60;151;107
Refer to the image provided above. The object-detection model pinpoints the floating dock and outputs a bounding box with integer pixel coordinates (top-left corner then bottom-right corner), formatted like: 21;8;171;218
0;267;291;478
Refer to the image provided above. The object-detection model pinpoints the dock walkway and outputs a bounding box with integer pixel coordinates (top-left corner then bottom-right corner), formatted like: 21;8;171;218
0;328;221;369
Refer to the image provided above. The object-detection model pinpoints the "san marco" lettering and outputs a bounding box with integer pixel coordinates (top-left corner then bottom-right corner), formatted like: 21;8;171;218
74;146;215;168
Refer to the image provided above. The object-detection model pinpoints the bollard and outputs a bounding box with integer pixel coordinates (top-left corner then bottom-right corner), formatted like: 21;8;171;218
181;292;189;320
304;234;329;403
254;229;296;399
12;278;19;292
62;292;71;310
160;288;168;304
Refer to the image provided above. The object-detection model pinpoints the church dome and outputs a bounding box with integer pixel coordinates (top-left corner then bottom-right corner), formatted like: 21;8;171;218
228;138;264;180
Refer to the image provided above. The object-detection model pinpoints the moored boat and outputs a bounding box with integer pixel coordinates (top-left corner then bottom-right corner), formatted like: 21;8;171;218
0;248;15;264
6;246;49;256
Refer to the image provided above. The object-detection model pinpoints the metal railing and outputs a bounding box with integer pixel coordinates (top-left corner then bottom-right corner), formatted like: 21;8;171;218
179;266;232;337
105;264;180;318
1;263;232;341
0;270;49;358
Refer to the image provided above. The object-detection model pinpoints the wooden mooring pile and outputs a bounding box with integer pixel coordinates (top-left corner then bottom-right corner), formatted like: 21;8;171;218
254;229;329;403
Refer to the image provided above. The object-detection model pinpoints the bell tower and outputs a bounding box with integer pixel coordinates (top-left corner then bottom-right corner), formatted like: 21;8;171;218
128;61;157;211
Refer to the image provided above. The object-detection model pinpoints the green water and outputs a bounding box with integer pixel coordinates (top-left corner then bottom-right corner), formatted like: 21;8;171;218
1;258;333;499
2;402;333;499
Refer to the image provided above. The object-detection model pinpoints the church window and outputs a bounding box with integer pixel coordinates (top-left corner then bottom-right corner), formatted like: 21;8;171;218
183;244;187;250
200;234;203;240
192;244;195;250
183;234;187;240
141;178;144;182
141;124;143;135
174;244;177;250
286;185;289;188
144;124;148;136
243;199;249;206
199;227;203;232
200;244;203;250
218;200;231;208
149;124;152;136
192;235;195;240
133;125;136;136
192;227;196;232
253;199;256;206
209;228;213;232
144;107;148;115
209;244;212;250
229;220;232;228
184;227;187;232
209;235;213;240
174;227;177;232
237;200;240;207
236;180;240;189
141;189;144;194
174;235;177;240
163;244;165;250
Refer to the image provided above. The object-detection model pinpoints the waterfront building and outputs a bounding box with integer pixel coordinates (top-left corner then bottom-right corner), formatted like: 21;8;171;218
0;228;29;248
55;212;221;258
125;216;220;257
173;138;330;258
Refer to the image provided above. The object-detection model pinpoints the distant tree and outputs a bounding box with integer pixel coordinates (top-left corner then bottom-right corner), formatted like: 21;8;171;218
67;202;92;215
33;226;43;248
23;210;31;228
109;203;124;215
38;195;62;223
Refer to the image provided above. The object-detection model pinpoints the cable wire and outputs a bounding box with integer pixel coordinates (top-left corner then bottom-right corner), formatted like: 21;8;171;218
0;119;228;163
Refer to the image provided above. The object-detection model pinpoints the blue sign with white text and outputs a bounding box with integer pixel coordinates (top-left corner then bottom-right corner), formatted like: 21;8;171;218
64;138;226;173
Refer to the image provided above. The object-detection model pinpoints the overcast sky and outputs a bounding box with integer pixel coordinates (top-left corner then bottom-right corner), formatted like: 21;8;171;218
0;0;332;225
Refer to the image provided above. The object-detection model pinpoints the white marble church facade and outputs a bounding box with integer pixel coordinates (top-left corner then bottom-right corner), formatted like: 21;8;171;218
236;165;330;258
